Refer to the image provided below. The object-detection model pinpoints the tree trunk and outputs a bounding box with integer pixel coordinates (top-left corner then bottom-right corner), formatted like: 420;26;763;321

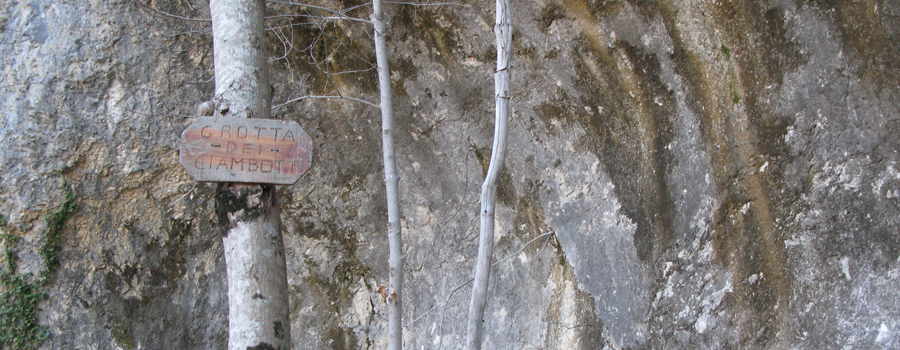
465;0;512;348
209;0;291;349
372;1;404;349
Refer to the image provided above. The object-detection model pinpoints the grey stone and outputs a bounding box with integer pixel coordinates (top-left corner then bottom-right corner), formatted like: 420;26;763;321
0;0;898;349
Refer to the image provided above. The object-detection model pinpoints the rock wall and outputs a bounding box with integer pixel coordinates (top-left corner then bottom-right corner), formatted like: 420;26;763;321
1;0;898;349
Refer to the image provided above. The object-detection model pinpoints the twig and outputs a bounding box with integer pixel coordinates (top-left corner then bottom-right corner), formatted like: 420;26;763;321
169;28;212;37
270;1;371;18
313;66;377;76
386;1;472;8
405;278;470;327
173;182;198;204
403;232;554;328
490;232;553;266
135;149;179;163
266;13;371;24
272;94;380;110
132;0;211;22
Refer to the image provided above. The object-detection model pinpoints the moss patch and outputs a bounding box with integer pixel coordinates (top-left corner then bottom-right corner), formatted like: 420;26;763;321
40;185;77;279
111;325;135;350
0;274;49;349
0;185;77;350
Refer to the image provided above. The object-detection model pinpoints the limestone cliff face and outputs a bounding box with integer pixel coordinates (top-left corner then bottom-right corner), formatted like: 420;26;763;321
1;0;898;349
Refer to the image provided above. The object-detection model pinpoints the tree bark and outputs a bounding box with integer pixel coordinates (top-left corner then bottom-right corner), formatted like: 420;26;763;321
209;0;291;349
466;0;512;348
372;1;404;349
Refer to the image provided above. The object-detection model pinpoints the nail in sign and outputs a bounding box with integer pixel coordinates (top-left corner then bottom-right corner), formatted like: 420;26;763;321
180;117;312;184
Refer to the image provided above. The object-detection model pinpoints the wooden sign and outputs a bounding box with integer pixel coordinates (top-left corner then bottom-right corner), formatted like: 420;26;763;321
179;117;312;184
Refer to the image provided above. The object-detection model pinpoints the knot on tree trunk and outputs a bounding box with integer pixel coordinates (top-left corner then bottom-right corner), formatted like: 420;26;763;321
197;99;231;117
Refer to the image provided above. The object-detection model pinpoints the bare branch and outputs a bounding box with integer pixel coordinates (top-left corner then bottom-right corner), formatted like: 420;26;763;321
168;28;212;37
490;232;554;266
132;0;211;22
266;13;371;24
272;94;380;110
269;1;372;22
135;149;179;163
404;232;554;328
173;182;198;205
385;1;472;8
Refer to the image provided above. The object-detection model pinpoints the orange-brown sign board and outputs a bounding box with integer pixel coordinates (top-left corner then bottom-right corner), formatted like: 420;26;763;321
180;117;312;184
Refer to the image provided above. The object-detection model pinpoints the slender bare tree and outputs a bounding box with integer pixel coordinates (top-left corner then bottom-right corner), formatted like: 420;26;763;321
465;0;512;347
372;0;404;348
208;0;291;349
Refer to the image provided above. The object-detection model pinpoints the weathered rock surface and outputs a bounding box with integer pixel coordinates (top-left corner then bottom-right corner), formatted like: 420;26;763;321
1;0;898;349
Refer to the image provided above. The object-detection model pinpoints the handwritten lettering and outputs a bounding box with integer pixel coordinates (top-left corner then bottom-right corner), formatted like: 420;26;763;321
191;123;304;144
261;160;273;173
180;117;311;184
231;158;244;170
283;129;295;141
193;155;295;174
270;127;281;141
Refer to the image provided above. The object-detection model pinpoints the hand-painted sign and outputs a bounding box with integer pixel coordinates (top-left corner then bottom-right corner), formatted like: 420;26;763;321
179;117;312;184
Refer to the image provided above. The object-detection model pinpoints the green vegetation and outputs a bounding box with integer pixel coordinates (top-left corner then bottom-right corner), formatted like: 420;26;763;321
0;185;77;350
0;274;49;349
40;186;77;279
111;325;136;350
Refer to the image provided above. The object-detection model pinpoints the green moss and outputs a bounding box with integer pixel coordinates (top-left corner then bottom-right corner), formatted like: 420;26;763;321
732;90;741;104
470;143;490;176
0;185;77;350
40;185;76;279
111;325;135;350
0;274;49;349
721;44;732;60
2;234;21;274
2;215;19;274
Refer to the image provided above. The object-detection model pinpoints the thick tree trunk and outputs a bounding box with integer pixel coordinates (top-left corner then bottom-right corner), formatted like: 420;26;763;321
372;1;404;349
209;0;291;349
465;0;512;348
